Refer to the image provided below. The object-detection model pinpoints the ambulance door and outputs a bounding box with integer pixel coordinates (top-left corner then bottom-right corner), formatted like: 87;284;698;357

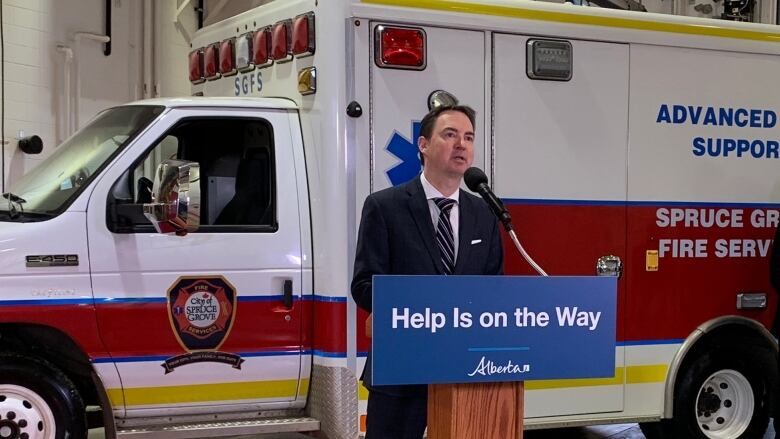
367;24;486;193
493;35;628;417
86;108;306;415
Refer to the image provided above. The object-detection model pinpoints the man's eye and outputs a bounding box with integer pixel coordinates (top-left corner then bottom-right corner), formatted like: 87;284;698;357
465;136;474;142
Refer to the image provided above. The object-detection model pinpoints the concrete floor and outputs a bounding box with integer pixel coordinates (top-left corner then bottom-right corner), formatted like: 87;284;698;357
89;422;778;438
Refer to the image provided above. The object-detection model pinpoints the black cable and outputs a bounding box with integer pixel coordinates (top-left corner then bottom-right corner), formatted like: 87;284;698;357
1;0;5;193
775;0;779;24
104;0;112;56
197;0;204;29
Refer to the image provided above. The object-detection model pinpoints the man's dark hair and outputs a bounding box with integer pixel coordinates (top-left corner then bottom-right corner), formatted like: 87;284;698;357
418;105;476;166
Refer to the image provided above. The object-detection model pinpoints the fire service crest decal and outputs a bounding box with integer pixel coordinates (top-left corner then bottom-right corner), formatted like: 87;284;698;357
163;276;243;373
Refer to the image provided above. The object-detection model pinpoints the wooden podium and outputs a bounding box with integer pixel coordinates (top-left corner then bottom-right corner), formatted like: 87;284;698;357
428;382;524;439
367;315;525;439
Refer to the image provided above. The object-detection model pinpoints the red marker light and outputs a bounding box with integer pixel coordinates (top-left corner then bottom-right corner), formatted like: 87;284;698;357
188;49;204;83
253;27;272;67
292;13;315;57
375;26;426;70
219;38;236;76
271;20;292;62
204;43;220;79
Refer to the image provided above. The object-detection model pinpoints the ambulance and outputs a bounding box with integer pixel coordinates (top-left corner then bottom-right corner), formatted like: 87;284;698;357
1;0;779;438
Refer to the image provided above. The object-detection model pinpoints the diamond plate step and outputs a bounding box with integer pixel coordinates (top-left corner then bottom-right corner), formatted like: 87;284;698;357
116;417;320;438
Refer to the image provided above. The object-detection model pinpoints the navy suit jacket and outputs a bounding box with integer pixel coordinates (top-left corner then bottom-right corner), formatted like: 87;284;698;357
351;175;504;396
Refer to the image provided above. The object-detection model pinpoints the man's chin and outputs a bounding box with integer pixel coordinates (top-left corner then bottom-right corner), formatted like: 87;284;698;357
451;162;471;174
445;167;469;178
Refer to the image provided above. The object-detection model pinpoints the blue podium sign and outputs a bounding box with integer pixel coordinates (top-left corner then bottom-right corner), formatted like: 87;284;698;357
372;275;616;386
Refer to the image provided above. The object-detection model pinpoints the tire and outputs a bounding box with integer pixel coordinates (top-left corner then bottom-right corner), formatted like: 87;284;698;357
0;353;87;439
644;344;771;439
638;420;674;439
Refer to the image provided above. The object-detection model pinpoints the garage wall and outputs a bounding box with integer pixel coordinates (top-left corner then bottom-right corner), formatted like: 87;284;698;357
0;0;193;191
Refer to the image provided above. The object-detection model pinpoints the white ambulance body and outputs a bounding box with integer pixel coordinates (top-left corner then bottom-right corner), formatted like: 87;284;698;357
0;0;779;438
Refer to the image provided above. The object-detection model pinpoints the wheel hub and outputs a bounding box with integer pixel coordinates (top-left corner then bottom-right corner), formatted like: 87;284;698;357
695;369;754;439
0;420;20;439
698;386;723;414
0;385;55;439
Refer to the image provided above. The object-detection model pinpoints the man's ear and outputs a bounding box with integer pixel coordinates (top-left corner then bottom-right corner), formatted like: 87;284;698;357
417;136;427;155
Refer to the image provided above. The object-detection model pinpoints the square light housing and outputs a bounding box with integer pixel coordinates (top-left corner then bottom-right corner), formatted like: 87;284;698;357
526;39;573;81
271;20;293;63
204;43;220;80
188;49;204;84
292;12;315;57
253;27;272;67
374;25;426;70
219;38;237;76
236;32;254;72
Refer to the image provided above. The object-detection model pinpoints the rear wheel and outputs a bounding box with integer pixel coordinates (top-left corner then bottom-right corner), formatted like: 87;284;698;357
641;344;771;438
0;353;86;439
694;369;755;437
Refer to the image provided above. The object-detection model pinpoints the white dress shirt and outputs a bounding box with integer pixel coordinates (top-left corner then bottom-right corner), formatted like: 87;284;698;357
420;172;459;260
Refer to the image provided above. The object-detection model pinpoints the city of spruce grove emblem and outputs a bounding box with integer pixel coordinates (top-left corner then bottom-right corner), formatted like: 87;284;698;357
163;276;244;373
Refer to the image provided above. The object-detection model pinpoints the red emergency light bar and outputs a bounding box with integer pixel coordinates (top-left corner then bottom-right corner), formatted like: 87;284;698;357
253;27;272;67
219;38;237;76
292;12;315;57
188;49;204;84
375;25;426;70
189;12;317;83
204;43;220;80
271;20;292;63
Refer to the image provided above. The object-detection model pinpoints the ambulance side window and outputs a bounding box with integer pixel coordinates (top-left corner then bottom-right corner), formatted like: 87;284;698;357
109;117;277;233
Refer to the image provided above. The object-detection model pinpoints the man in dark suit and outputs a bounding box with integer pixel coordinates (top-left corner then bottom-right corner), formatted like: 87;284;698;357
351;105;504;439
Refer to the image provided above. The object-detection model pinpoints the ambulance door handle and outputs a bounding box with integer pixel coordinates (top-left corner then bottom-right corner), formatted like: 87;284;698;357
283;279;294;309
596;255;623;278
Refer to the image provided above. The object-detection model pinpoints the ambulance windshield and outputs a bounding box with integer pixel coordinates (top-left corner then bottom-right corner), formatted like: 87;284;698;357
0;105;164;220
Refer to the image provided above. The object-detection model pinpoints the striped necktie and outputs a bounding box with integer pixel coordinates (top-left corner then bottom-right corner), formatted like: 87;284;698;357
433;197;456;275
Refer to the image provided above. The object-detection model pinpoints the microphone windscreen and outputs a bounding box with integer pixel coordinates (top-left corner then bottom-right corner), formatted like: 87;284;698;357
464;167;488;192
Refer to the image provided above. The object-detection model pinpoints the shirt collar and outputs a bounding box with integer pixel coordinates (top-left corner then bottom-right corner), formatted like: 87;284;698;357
420;172;459;203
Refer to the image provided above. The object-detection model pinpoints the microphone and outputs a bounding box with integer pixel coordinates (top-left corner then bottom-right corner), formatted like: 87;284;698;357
464;167;513;231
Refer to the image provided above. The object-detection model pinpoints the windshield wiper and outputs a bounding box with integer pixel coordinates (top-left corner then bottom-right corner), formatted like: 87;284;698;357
2;192;26;219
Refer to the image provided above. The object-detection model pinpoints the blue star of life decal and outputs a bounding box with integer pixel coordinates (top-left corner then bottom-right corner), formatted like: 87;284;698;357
385;121;422;186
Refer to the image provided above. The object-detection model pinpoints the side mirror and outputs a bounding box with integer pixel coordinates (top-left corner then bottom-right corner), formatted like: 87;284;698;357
143;159;200;235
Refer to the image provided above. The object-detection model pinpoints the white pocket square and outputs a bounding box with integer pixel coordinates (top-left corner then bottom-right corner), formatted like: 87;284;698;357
471;239;482;245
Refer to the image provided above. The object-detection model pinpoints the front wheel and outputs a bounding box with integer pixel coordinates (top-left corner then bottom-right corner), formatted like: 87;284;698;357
0;353;86;439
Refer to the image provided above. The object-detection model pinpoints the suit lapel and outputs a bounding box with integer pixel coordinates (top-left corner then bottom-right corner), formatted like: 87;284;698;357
454;193;475;274
407;177;445;274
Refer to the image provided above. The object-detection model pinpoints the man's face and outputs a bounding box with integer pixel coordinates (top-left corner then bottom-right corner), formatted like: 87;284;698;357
418;110;475;179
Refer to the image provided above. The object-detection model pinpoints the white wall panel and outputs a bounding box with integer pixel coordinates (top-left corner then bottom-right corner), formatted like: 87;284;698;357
1;0;191;190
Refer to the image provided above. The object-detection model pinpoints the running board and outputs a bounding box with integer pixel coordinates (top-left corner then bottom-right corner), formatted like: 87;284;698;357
116;417;320;438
